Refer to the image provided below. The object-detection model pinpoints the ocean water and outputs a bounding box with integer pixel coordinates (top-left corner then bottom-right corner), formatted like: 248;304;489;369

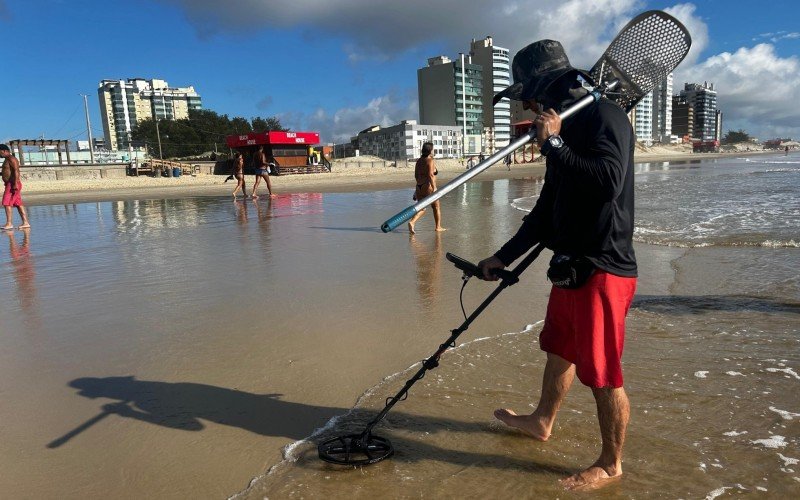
0;154;798;498
241;154;800;499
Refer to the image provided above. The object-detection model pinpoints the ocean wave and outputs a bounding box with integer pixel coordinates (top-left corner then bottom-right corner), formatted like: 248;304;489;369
633;236;799;248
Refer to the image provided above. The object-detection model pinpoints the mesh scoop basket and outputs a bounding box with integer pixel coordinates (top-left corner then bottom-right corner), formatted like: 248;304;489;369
590;10;692;112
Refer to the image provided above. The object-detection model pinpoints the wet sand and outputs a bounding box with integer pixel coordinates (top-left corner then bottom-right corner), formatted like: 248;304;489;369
2;158;796;498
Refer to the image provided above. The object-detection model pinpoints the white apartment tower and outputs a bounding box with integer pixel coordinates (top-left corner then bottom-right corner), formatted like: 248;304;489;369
651;73;673;143
469;36;511;153
98;78;202;151
632;92;653;146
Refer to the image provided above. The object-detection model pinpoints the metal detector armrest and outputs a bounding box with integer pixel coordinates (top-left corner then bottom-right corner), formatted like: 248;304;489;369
446;252;516;282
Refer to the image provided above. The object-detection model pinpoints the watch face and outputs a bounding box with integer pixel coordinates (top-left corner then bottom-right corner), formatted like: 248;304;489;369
550;135;564;148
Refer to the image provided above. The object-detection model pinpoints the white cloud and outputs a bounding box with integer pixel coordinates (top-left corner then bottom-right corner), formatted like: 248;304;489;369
164;1;798;140
279;91;418;143
161;0;641;65
677;43;800;139
663;3;708;66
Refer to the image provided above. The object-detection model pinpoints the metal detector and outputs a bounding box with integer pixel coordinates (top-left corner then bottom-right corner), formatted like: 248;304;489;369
320;10;692;466
380;10;691;233
318;243;546;465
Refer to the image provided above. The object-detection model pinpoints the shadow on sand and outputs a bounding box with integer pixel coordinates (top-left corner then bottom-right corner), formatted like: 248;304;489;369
48;375;572;474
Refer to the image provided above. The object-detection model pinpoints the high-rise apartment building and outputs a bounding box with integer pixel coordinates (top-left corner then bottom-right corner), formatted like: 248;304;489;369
631;73;674;145
632;92;654;146
469;36;511;153
98;78;202;151
418;55;483;155
671;94;693;139
651;73;673;143
678;82;718;141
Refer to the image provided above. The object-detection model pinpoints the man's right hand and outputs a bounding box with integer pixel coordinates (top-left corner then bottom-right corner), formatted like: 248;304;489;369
477;255;506;281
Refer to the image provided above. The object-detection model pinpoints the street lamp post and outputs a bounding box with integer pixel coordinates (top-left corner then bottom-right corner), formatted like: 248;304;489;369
155;119;164;160
80;94;96;164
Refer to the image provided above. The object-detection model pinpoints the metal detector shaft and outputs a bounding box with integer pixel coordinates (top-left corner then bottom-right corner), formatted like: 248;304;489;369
380;83;617;233
360;243;546;437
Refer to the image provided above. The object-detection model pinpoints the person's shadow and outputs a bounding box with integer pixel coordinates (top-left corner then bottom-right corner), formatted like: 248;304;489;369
47;375;574;474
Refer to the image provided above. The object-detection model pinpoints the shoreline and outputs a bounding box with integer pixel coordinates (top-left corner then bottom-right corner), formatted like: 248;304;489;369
20;149;776;206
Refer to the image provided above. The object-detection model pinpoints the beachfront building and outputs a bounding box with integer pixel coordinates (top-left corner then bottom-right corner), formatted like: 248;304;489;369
469;36;511;154
678;82;718;141
652;73;674;143
98;78;202;151
631;92;654;146
671;94;694;140
354;120;463;160
418;55;483;155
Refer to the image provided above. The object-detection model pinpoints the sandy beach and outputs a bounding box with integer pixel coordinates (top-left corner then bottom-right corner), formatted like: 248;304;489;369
19;149;776;206
1;152;796;499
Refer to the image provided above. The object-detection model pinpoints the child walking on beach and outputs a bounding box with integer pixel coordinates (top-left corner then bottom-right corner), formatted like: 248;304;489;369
1;144;30;230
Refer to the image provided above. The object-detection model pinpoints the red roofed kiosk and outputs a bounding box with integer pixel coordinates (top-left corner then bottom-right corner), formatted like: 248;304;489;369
225;131;330;175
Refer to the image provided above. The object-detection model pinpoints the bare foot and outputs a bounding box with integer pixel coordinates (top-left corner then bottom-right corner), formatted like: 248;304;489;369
560;464;622;491
1;225;13;231
17;224;31;229
408;222;416;234
251;194;259;199
435;227;447;232
493;409;551;441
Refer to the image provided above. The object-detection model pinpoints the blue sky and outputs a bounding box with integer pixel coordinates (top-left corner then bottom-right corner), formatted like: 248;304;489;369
1;0;798;144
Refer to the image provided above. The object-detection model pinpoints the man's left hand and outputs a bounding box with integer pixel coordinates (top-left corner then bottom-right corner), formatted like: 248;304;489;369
534;108;562;147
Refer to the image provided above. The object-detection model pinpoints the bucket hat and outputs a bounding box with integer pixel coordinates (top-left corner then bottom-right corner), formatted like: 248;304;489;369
493;40;591;105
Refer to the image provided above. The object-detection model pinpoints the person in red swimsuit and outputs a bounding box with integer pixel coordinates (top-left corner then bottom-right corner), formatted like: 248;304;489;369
1;144;30;230
479;40;637;490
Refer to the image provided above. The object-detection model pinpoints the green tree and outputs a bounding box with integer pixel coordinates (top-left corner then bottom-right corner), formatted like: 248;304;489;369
251;116;288;132
722;129;751;144
131;109;288;159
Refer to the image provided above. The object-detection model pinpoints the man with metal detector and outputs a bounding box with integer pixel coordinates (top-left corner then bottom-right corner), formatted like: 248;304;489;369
478;40;637;490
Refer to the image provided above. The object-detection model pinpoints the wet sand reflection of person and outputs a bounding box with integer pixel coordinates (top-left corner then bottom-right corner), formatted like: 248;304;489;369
410;232;443;312
4;228;39;324
234;198;249;224
253;197;272;223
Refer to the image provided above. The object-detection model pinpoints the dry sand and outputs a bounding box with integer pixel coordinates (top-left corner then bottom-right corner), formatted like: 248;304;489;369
20;148;775;206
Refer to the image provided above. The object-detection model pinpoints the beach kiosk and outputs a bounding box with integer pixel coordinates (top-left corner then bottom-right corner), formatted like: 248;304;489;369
225;131;329;175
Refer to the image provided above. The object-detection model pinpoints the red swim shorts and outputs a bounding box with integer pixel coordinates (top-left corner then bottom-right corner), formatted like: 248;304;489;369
539;270;637;389
2;181;23;207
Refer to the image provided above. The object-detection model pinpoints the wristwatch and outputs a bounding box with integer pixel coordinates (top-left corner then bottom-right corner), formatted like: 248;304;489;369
540;134;564;156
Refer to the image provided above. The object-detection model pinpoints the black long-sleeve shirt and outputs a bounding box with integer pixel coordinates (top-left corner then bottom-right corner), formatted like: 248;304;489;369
495;98;638;277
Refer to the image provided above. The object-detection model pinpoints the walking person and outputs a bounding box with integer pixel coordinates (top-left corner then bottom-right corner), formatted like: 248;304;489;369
251;145;275;199
231;153;247;198
1;144;31;230
407;142;445;234
478;40;637;490
504;153;512;171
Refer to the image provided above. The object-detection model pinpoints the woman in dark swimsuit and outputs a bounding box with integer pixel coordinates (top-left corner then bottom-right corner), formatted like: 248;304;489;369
408;142;445;234
231;153;246;198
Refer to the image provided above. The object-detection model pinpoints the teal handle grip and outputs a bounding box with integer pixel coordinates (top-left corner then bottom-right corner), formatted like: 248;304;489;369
381;206;418;233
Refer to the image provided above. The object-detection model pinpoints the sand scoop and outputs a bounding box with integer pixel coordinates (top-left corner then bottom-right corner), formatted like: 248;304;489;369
320;10;691;467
